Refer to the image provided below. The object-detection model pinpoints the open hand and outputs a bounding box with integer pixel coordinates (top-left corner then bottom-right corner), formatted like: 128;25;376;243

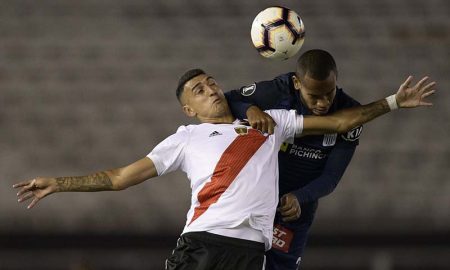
395;76;436;108
13;178;56;209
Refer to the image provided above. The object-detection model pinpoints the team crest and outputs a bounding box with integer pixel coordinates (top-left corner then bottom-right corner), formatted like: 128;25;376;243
322;133;337;146
280;142;290;152
341;125;363;141
234;126;248;135
240;83;256;96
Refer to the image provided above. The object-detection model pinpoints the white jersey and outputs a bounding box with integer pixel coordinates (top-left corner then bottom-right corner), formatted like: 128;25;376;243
148;110;302;250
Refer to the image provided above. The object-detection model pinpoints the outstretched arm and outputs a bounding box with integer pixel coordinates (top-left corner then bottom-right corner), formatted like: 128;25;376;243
300;76;436;136
13;157;157;209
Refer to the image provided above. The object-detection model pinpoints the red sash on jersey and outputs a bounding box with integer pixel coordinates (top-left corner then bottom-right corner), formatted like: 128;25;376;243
189;129;267;225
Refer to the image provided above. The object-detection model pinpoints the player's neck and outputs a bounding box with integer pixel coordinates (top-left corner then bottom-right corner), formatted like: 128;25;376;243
198;113;235;124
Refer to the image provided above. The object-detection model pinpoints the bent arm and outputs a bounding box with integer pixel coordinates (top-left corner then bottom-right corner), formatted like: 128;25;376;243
102;157;157;191
224;90;254;119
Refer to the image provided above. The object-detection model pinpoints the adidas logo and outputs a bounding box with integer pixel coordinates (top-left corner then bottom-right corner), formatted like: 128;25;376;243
209;131;222;137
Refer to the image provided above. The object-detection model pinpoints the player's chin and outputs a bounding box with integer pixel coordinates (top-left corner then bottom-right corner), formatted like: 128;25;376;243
312;109;329;115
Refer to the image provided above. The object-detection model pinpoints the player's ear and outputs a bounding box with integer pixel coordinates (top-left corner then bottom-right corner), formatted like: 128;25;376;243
182;105;196;118
292;75;302;90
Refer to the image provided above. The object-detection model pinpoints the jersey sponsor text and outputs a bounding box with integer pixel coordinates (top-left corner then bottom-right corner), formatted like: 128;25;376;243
288;144;326;159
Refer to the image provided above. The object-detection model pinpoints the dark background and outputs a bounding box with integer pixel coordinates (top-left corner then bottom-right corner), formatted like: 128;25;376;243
1;0;449;269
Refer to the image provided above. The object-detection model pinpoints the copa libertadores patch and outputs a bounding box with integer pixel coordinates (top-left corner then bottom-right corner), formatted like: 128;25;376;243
240;83;256;96
341;125;363;141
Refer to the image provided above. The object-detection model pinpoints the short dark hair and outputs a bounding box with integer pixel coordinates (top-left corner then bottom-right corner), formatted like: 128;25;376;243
176;68;206;102
296;49;338;80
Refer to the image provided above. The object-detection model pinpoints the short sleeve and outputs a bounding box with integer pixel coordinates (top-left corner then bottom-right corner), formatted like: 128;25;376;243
147;126;189;176
265;109;298;142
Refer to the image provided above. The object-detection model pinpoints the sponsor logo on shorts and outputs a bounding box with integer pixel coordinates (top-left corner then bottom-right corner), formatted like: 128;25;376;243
272;224;294;253
240;83;256;96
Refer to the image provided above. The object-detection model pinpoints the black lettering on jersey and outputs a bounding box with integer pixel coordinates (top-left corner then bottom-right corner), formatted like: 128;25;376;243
341;125;363;141
209;131;222;137
240;83;256;96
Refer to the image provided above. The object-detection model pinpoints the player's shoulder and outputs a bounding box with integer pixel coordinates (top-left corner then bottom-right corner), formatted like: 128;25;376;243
272;72;295;84
272;72;296;92
334;87;361;108
254;72;295;94
181;123;226;134
175;125;189;133
172;124;208;144
174;125;197;136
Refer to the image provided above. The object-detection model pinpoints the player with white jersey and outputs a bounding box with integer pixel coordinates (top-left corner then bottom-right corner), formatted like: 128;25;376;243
149;109;298;251
13;69;435;270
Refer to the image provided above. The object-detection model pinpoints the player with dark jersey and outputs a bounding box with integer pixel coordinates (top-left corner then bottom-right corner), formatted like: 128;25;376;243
225;49;363;270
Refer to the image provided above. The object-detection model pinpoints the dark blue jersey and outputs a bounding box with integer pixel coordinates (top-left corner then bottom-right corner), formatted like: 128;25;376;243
225;72;362;206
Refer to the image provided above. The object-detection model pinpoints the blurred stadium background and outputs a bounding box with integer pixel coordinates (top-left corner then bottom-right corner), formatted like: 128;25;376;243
1;0;449;269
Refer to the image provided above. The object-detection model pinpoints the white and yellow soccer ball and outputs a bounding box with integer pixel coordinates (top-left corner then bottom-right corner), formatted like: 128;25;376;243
251;6;305;60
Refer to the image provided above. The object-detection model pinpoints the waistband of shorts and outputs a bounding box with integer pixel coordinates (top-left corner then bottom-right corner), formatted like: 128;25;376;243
208;225;265;243
181;231;265;251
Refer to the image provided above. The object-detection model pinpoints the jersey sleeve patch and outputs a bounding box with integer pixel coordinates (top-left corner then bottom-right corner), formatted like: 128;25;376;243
341;125;363;141
240;83;256;96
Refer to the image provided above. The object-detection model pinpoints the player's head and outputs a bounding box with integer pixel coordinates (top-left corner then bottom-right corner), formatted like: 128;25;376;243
292;49;338;115
176;69;231;121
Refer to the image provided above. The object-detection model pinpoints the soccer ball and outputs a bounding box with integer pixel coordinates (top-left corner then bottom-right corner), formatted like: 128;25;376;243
251;6;305;60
